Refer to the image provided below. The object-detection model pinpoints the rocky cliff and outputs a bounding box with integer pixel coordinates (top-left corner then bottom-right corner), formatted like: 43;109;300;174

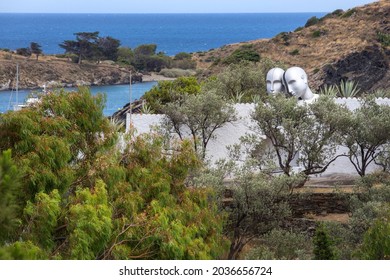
194;0;390;92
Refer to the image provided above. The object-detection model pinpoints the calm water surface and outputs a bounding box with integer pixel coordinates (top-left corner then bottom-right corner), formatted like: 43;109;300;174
0;82;157;116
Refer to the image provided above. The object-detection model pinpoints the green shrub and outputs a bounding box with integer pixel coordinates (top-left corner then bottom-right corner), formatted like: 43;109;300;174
332;9;344;16
16;47;31;57
289;49;300;56
337;80;360;97
223;45;260;64
205;55;217;63
305;16;320;27
117;46;134;65
358;207;390;259
313;223;335;260
377;32;390;47
172;59;196;70
174;52;192;60
322;222;356;260
320;9;344;21
143;76;201;112
312;30;322;38
319;84;337;96
342;8;356;18
277;32;291;46
245;229;313;260
203;59;283;102
372;88;390;98
212;58;221;65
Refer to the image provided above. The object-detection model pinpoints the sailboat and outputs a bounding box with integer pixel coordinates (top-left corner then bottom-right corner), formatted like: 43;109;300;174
10;63;22;111
9;64;40;111
125;71;133;133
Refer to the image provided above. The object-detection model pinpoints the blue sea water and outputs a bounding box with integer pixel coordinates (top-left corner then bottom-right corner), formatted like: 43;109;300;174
0;82;157;116
0;13;325;55
0;13;325;116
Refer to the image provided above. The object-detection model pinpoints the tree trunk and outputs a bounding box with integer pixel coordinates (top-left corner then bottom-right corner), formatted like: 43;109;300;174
228;230;247;260
228;241;245;260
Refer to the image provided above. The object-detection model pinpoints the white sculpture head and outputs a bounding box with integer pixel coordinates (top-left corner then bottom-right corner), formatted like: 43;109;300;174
283;66;314;100
266;67;285;94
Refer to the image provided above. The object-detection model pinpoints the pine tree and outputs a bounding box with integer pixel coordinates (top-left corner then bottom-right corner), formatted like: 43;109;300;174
30;42;43;61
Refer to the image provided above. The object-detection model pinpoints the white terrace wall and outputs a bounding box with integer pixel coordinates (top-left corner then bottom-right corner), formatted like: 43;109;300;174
131;98;390;176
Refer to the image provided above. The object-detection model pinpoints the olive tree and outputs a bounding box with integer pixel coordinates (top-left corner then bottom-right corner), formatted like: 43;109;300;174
162;91;237;160
192;158;304;260
252;95;347;179
340;98;390;176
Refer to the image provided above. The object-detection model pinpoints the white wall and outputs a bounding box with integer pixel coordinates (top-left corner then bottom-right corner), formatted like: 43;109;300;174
131;98;390;176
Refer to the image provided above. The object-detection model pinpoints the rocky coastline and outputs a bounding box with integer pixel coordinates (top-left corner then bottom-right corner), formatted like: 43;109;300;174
0;55;146;91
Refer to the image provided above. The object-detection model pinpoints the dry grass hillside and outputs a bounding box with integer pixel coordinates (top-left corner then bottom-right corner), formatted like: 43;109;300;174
193;0;390;92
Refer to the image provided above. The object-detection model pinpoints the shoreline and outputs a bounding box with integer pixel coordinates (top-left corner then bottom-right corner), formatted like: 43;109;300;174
0;72;175;92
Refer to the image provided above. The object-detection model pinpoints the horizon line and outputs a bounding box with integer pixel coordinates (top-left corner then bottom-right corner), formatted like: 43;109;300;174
0;11;329;14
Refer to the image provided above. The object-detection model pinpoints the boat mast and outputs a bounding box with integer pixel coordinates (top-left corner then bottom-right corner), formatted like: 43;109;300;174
16;64;19;106
126;71;132;133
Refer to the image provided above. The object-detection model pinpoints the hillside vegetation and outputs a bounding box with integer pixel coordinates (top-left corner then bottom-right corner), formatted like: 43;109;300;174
194;0;390;92
1;1;388;93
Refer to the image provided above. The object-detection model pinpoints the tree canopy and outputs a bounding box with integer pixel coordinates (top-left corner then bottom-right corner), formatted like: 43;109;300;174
59;32;120;64
30;42;43;61
339;98;390;176
0;87;228;260
252;95;347;179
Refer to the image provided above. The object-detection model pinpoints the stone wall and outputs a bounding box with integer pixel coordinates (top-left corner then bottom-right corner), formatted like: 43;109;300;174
289;193;350;217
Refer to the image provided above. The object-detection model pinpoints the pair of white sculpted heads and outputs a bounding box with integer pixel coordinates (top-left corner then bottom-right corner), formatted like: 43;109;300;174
266;66;314;101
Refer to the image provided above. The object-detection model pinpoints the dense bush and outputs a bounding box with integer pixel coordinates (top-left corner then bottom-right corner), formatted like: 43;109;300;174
358;207;390;260
341;8;357;18
245;229;313;260
16;47;32;57
312;30;322;38
377;32;390;47
223;44;260;64
0;88;228;259
203;59;283;102
143;76;201;112
305;16;320;27
313;223;335;260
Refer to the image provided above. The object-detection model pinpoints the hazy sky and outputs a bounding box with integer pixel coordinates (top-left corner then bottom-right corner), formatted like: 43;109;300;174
0;0;377;13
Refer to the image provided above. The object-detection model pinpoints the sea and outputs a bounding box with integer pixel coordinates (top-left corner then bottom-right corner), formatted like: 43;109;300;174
0;13;325;115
